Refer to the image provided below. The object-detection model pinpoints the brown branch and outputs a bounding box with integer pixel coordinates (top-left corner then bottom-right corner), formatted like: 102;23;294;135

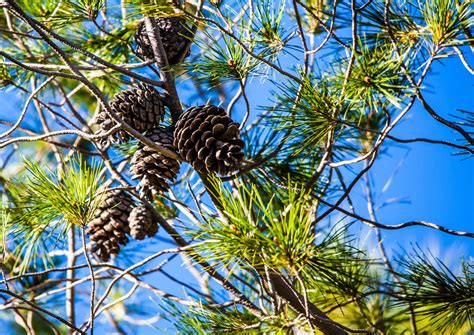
143;17;183;122
0;289;85;334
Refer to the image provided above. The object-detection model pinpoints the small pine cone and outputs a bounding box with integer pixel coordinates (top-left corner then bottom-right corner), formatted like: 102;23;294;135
174;105;244;175
86;191;134;261
96;83;166;143
128;205;157;240
130;127;180;199
134;17;194;65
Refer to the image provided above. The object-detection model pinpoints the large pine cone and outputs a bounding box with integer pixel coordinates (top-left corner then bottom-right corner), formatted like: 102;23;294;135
129;205;158;240
96;83;166;143
86;191;134;261
174;105;244;175
130;127;180;199
134;17;194;65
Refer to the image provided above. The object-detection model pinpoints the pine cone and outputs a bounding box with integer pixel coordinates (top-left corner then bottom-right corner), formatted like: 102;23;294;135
174;105;244;175
130;127;180;199
134;17;194;65
128;205;158;240
86;191;134;261
96;83;166;143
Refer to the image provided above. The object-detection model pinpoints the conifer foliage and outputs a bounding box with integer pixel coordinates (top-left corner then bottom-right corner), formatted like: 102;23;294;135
0;0;472;334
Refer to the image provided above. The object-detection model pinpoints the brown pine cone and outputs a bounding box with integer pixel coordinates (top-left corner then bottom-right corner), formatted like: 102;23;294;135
130;127;180;199
128;205;158;240
134;17;194;65
173;105;244;175
96;83;166;144
86;191;134;261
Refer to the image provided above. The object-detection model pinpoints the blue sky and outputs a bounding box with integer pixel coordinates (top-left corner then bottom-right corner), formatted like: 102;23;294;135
354;54;474;261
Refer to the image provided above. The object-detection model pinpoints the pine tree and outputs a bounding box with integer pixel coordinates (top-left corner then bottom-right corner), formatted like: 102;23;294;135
0;0;472;334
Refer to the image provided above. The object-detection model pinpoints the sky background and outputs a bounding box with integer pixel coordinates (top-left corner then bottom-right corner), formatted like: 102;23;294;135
353;53;474;262
0;13;473;335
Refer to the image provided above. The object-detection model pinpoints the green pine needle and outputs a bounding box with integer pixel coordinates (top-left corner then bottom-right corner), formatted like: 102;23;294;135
396;248;474;332
20;156;104;226
267;73;340;156
185;29;261;84
2;155;104;273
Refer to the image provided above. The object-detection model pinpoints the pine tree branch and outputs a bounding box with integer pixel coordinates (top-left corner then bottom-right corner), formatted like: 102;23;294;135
80;227;96;335
314;194;474;238
180;7;303;84
147;208;264;317
3;2;164;87
337;118;474;154
318;51;438;221
195;178;353;334
3;2;181;161
264;269;372;334
144;17;183;122
65;226;76;334
1;1;471;333
382;0;474;146
0;289;85;334
1;59;156;71
417;91;474;146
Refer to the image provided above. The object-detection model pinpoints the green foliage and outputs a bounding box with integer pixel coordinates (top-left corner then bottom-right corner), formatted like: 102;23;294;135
2;156;104;272
164;301;295;334
58;0;106;22
81;23;137;63
165;302;259;334
0;0;472;333
191;179;315;272
334;293;412;334
241;121;328;192
251;0;295;61
17;0;111;27
396;249;474;332
0;64;14;88
421;0;472;48
15;156;103;226
16;0;60;20
338;40;411;110
191;178;364;282
268;74;340;156
361;0;472;51
126;0;186;18
359;0;423;48
187;31;261;84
